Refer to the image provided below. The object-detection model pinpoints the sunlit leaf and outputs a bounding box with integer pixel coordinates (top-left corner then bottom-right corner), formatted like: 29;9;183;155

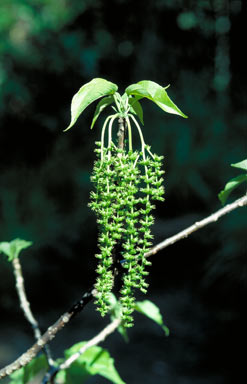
125;80;187;118
218;174;247;205
63;342;125;384
65;78;118;131
0;238;32;262
135;300;170;336
129;96;144;124
231;159;247;171
90;95;114;129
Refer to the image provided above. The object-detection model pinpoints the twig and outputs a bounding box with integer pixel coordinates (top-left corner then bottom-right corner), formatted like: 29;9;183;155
145;195;247;258
12;257;54;366
117;117;125;150
61;317;121;369
43;318;121;383
1;195;246;380
0;288;95;380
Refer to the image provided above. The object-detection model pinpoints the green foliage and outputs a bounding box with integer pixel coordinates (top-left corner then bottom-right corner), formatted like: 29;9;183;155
91;95;115;129
65;78;118;131
61;343;125;384
107;293;129;342
0;238;32;261
7;292;167;383
135;300;170;336
65;78;186;134
125;80;188;118
218;159;247;205
9;354;48;384
231;159;247;172
65;78;186;327
108;293;170;340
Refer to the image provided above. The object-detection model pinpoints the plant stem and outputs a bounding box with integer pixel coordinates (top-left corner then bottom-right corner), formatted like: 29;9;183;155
145;194;247;257
125;116;132;151
108;115;119;149
12;257;54;367
128;114;146;155
117;117;125;150
62;318;121;371
1;195;246;380
42;318;121;383
101;115;114;162
0;288;96;380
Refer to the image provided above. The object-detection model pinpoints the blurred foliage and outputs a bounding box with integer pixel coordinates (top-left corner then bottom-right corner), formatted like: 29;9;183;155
0;0;246;311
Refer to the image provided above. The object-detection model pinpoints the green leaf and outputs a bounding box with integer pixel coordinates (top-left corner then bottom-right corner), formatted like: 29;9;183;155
65;364;90;384
128;96;144;124
0;238;32;262
90;95;114;129
135;300;170;336
9;368;24;384
125;80;187;118
218;174;247;205
65;78;118;131
231;159;247;171
23;355;49;383
63;342;126;384
9;355;48;384
107;293;129;342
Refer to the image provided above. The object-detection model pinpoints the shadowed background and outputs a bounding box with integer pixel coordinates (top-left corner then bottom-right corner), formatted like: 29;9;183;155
0;1;246;383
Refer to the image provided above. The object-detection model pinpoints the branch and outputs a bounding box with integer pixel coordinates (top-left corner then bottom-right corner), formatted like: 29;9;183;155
1;195;246;380
117;117;125;150
12;257;54;366
62;318;121;369
145;195;247;258
0;288;95;380
43;318;121;383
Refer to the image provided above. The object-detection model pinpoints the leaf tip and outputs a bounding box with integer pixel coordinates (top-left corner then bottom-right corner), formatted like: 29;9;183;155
63;123;73;132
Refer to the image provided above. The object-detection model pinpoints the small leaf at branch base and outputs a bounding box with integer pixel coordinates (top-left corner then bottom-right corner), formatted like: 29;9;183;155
218;174;247;205
65;78;118;131
135;300;170;336
125;80;187;119
108;293;129;342
63;343;126;384
128;96;144;124
0;238;32;262
91;95;114;129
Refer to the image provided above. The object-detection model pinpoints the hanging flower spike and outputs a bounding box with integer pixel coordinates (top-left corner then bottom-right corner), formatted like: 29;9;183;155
65;78;187;326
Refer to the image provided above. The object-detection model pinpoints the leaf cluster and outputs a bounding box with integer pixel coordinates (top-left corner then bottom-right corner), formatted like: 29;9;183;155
218;159;247;205
65;78;187;132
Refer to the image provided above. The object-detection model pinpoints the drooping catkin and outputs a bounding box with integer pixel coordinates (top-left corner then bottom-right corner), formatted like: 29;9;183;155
89;141;164;326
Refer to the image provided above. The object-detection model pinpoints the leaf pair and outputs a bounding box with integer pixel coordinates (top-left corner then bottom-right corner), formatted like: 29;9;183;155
218;159;247;205
0;238;32;262
64;78;187;132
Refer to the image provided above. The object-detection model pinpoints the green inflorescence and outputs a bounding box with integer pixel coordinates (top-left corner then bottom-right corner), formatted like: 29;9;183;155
64;78;187;327
89;137;164;327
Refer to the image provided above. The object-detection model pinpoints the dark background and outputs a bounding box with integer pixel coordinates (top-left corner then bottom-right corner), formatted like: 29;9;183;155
0;1;246;383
